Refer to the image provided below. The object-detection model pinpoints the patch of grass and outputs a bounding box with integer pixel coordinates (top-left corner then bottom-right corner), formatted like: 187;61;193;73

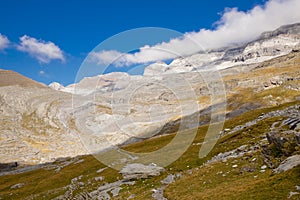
165;163;300;200
0;155;119;200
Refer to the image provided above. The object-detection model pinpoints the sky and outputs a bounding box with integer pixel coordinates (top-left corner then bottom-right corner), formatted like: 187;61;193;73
0;0;299;86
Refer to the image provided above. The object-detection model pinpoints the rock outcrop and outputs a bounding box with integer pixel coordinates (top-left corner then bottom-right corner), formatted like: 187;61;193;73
120;163;165;180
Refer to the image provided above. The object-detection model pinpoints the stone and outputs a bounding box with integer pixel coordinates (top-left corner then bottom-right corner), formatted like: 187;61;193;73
94;176;104;181
85;180;135;199
120;163;165;180
111;187;121;197
98;191;111;200
273;155;300;173
128;194;135;199
96;167;107;173
10;183;24;189
266;130;299;156
240;166;256;173
261;165;267;170
152;187;167;200
288;191;299;199
161;174;175;185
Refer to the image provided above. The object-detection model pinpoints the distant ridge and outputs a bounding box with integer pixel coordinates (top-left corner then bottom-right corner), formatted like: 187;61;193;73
259;23;300;40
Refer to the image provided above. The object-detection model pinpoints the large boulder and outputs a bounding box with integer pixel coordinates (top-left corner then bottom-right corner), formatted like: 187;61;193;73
120;163;165;180
266;130;299;156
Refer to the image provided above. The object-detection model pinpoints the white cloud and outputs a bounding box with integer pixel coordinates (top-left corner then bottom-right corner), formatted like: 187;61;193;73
17;35;65;63
0;33;10;50
91;0;300;66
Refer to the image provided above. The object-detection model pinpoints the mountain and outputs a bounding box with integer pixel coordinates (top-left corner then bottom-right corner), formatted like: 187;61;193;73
144;23;300;76
48;82;65;91
0;71;87;164
0;45;300;200
0;23;299;165
0;23;300;200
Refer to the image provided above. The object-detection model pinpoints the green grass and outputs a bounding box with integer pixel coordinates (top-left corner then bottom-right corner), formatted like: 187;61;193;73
165;163;300;200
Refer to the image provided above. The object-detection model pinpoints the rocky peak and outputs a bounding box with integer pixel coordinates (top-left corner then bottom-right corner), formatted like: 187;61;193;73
259;23;300;40
143;61;169;76
49;82;65;91
142;23;300;76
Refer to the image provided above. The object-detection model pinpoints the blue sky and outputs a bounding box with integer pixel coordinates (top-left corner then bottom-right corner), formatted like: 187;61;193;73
0;0;293;86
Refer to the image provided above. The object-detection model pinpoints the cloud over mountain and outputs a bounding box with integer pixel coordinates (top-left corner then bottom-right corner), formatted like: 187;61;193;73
91;0;300;66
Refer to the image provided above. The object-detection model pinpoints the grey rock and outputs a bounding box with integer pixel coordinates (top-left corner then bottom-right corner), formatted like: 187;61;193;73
161;174;175;185
98;191;111;200
266;130;299;155
127;194;135;199
152;187;167;200
120;163;165;180
84;180;135;200
94;176;104;181
96;167;107;173
207;144;252;164
261;165;267;170
288;191;299;199
10;183;24;189
111;187;121;197
273;155;300;173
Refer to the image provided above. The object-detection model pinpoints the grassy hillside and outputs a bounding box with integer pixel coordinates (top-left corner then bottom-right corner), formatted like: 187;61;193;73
0;99;299;199
0;53;300;200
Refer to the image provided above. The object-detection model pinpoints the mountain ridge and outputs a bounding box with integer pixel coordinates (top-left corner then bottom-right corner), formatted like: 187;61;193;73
1;23;300;166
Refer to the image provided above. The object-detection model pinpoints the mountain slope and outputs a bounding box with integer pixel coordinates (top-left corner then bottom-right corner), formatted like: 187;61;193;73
0;23;300;199
0;70;46;88
1;24;300;166
0;71;87;164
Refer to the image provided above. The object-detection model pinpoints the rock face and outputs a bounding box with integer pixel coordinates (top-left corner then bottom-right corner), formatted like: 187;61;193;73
50;72;132;95
266;117;300;156
260;23;300;39
0;80;87;164
120;163;165;180
143;61;169;76
262;113;300;169
266;130;300;156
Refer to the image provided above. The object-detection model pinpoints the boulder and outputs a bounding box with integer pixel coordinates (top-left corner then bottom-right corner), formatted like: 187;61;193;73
266;130;299;155
273;154;300;173
120;163;165;180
